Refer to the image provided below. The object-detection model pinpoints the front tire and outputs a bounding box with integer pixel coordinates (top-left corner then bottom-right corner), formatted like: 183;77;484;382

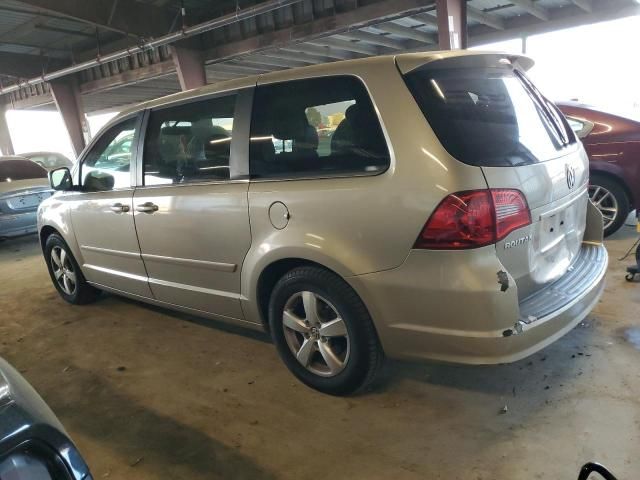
44;233;99;304
268;266;383;395
589;174;630;237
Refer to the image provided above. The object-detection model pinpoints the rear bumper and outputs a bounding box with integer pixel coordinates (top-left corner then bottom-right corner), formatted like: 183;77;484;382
348;243;607;364
0;211;38;239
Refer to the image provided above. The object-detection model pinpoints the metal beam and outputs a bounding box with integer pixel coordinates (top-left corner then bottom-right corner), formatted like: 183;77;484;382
375;22;436;44
508;0;550;21
239;54;309;69
170;46;206;91
50;78;88;157
436;0;467;49
204;0;437;64
307;37;380;56
337;30;406;50
261;50;333;65
15;0;176;38
79;60;176;94
410;12;439;27
281;43;354;60
0;41;69;56
0;51;67;78
33;24;95;38
467;6;505;30
469;1;638;46
571;0;592;13
0;102;14;156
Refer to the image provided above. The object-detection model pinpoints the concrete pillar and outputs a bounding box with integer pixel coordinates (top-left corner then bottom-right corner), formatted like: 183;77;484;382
50;78;89;157
436;0;467;50
170;45;207;91
0;102;14;156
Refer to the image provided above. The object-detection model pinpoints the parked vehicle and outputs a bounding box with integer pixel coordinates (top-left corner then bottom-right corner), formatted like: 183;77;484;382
557;101;640;236
38;51;607;395
1;157;52;240
0;357;92;479
19;151;74;171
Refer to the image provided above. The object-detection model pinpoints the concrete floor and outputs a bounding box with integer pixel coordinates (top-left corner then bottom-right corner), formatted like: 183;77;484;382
1;228;639;480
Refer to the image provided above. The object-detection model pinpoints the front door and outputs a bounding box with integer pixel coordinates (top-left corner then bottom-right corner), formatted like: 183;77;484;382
70;115;152;297
132;93;251;319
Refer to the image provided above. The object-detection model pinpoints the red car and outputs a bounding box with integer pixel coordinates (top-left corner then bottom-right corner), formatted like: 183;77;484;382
558;101;640;236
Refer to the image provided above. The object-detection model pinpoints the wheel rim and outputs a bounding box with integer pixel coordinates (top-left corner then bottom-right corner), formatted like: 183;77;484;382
50;246;77;295
282;291;350;377
589;184;619;230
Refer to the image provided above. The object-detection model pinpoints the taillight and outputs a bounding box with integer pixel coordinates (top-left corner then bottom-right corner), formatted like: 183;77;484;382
414;189;531;250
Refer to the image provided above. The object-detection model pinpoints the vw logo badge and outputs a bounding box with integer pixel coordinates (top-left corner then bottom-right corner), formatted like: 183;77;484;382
566;164;576;189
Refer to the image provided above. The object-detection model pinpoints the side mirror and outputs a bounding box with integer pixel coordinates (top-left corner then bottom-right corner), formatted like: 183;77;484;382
49;167;72;191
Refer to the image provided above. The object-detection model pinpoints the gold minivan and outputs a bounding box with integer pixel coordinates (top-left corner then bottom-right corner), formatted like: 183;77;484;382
39;51;607;395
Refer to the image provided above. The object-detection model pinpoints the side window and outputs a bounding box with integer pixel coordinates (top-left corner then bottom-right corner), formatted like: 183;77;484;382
81;117;137;191
249;76;390;179
143;95;236;186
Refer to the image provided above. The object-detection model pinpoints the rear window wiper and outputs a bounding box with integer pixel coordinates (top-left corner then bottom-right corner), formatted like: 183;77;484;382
514;70;570;147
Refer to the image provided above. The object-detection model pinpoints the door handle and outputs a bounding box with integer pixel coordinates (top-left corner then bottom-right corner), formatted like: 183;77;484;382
135;202;159;213
110;203;130;213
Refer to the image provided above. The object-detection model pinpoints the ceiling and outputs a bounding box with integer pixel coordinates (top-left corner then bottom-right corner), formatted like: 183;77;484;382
0;0;637;114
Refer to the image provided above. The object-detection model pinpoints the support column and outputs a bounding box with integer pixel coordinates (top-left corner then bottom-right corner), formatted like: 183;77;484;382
170;45;207;91
50;78;88;157
0;102;14;156
436;0;467;50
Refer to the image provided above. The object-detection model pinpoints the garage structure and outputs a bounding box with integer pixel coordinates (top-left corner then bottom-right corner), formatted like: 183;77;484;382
2;1;640;479
0;0;639;157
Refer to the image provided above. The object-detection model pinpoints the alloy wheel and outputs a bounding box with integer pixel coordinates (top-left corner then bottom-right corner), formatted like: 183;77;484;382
282;291;350;377
589;184;619;230
50;246;77;296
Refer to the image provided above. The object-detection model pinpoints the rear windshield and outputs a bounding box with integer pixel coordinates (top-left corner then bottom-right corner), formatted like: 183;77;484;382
0;159;48;182
404;65;576;167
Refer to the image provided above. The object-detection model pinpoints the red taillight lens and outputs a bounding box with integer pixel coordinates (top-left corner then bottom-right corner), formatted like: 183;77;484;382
414;189;531;250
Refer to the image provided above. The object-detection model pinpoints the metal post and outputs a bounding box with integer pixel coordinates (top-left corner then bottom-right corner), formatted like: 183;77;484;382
0;102;15;156
170;45;207;91
436;0;467;50
50;79;89;158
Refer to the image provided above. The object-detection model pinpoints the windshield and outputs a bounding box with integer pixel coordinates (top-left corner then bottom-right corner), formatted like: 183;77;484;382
0;159;48;182
404;65;577;167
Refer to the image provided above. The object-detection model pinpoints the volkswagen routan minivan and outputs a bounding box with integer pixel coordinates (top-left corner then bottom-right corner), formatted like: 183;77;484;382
38;51;607;395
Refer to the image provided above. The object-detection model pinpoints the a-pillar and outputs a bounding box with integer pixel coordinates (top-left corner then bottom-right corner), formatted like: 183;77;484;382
436;0;468;50
50;78;89;158
170;45;207;91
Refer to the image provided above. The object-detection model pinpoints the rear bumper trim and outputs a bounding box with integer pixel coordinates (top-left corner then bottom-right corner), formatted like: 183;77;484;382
515;243;608;332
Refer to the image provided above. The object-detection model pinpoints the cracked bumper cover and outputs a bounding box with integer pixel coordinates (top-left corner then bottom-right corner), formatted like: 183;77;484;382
348;243;607;364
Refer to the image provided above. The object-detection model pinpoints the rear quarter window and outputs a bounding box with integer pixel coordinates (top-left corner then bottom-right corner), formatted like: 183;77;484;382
0;160;47;182
249;75;390;179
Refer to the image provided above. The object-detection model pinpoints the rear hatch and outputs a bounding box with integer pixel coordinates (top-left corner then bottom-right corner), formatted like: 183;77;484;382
399;52;589;299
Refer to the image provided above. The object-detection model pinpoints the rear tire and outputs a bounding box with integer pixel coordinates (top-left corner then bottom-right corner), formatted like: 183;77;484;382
589;174;630;237
268;266;383;396
44;233;100;305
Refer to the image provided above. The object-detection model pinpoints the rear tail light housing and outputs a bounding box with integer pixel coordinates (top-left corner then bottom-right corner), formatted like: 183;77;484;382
414;189;531;249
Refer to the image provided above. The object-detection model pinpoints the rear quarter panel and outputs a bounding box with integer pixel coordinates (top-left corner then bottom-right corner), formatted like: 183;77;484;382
241;57;489;324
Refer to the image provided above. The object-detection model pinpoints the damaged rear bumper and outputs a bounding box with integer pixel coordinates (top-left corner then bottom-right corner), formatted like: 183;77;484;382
347;242;607;365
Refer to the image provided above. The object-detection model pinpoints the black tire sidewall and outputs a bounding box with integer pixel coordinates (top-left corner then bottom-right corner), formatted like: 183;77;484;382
269;268;377;395
590;174;630;237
